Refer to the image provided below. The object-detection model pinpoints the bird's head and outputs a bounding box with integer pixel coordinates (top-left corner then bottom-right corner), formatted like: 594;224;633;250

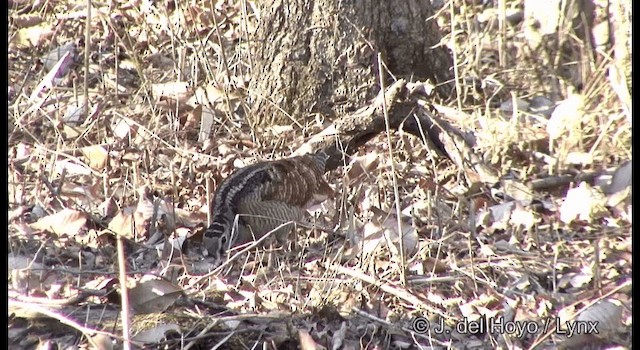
203;210;250;263
202;221;229;262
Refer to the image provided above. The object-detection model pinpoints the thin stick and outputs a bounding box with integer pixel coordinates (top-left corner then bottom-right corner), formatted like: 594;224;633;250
498;0;507;67
450;0;463;112
83;0;91;118
8;299;117;339
527;279;631;350
325;262;452;320
193;220;299;286
117;234;132;350
376;53;407;286
209;0;235;120
240;0;254;74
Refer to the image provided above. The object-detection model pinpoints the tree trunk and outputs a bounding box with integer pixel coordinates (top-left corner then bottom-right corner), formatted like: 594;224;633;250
247;0;453;130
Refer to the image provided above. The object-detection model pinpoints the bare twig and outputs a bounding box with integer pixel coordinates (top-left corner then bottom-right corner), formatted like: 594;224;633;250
9;299;117;339
376;53;407;286
325;262;452;320
117;234;132;350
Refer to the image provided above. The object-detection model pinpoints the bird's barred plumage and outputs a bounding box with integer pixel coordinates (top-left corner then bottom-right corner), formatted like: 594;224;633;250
203;151;331;261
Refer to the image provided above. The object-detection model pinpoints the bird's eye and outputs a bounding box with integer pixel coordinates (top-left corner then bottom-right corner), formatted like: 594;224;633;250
220;235;227;246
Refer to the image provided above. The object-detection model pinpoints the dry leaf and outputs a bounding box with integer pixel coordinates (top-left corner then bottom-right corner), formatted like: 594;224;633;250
556;266;593;290
11;14;45;28
108;206;137;238
30;208;88;236
155;227;189;260
8;206;29;222
509;202;538;230
492;240;535;257
62;105;85;127
529;95;555;117
499;97;530;115
565;151;593;166
606;160;631;195
356;206;419;261
331;322;347;350
109;187;154;239
576;299;623;338
87;333;113;350
546;93;586;140
29;50;75;101
132;323;181;344
11;22;54;48
59;183;101;209
383;223;419;259
196;106;215;143
560;182;608;223
128;275;183;314
54;159;93;176
192;83;244;111
608;64;631;117
346;153;379;184
81;145;109;171
152;81;191;102
9;253;55;291
111;117;137;140
556;299;624;349
481;201;515;230
299;329;319;350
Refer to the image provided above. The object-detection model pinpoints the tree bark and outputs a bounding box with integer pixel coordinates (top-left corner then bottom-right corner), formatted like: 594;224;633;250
247;0;453;130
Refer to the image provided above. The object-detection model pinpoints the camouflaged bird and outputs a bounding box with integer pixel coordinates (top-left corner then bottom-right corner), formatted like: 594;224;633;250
203;151;332;262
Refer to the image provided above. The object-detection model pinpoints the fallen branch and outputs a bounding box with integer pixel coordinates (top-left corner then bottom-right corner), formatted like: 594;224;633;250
296;79;511;193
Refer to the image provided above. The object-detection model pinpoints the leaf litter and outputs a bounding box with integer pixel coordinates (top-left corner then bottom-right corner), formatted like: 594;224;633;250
8;0;631;349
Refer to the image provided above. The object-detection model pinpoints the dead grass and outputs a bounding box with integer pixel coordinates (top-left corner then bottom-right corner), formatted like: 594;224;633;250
8;0;631;349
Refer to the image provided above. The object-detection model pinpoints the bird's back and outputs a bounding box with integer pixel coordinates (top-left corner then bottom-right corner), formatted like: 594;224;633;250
203;151;331;260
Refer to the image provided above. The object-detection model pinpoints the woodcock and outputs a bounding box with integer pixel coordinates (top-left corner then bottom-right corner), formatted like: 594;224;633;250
203;151;333;262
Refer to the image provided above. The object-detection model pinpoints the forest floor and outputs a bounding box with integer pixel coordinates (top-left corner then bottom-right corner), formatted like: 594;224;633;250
8;0;631;349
